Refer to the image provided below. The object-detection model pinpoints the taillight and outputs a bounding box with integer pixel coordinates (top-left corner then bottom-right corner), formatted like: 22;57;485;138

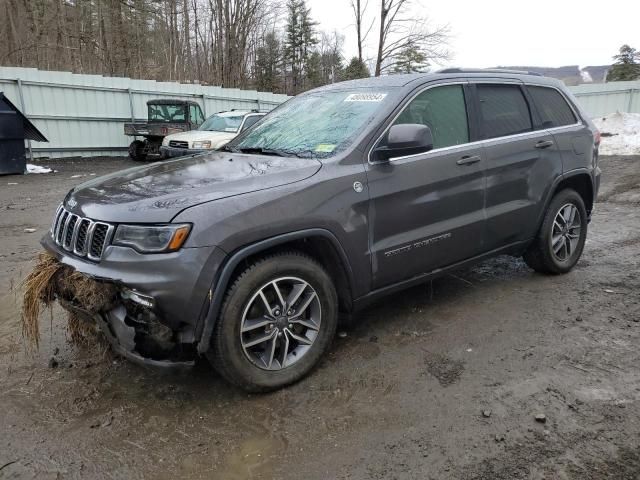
594;129;601;146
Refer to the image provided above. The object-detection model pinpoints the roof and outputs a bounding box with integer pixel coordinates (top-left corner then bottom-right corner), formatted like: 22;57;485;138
309;69;562;93
215;110;264;118
0;92;48;142
146;99;200;106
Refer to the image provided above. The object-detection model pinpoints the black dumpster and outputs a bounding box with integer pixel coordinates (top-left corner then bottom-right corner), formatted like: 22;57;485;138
0;92;48;175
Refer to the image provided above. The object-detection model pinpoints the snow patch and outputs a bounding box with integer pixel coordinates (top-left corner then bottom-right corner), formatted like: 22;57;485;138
26;164;54;174
593;112;640;156
580;70;593;83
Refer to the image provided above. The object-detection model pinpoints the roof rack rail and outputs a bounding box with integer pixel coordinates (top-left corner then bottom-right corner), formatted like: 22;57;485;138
437;68;542;77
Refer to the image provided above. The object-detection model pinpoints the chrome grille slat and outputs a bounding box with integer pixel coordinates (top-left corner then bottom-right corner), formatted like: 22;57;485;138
56;211;68;243
63;214;78;250
51;204;113;262
50;205;63;234
74;219;91;256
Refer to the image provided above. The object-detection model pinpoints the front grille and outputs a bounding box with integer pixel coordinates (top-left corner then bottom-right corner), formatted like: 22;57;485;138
50;205;114;261
169;140;189;149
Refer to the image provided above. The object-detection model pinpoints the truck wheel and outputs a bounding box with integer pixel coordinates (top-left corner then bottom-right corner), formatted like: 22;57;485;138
208;252;338;392
523;188;588;274
128;140;147;161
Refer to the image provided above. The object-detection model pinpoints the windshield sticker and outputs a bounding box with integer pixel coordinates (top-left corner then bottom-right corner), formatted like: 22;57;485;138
315;144;336;153
344;93;387;102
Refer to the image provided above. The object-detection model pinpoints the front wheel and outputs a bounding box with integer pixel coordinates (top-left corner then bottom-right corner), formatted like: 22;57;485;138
208;252;338;392
524;188;588;274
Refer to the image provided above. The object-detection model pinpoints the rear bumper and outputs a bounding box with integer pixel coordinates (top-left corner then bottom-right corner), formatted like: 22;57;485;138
160;145;209;158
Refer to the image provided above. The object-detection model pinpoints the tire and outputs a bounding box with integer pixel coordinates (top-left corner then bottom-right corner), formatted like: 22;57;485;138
523;188;588;274
128;140;147;161
208;252;338;392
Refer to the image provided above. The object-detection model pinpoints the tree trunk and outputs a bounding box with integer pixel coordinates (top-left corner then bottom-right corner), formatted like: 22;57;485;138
375;0;386;76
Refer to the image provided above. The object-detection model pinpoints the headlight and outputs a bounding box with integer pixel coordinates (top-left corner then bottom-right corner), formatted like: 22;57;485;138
113;224;191;253
192;141;212;149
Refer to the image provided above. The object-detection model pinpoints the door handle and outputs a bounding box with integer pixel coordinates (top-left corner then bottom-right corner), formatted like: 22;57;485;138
456;155;481;166
535;140;554;149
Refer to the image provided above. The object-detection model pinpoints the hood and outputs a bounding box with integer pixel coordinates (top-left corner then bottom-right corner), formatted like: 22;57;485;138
163;130;236;147
65;151;322;223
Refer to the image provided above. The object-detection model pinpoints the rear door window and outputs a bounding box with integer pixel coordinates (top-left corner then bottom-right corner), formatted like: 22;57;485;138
393;84;469;149
477;84;532;139
527;86;577;128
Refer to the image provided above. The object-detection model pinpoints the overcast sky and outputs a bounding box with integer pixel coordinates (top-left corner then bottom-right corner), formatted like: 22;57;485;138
308;0;639;69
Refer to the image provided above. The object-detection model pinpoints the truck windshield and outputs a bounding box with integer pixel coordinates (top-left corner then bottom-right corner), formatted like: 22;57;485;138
229;89;392;158
148;104;186;123
199;114;244;132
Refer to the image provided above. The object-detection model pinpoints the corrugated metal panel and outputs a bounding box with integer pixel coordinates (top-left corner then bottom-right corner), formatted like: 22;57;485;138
0;66;290;158
568;80;640;118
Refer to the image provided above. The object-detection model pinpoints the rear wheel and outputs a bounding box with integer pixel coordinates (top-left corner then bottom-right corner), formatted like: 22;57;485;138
128;140;147;161
208;252;338;392
524;188;587;274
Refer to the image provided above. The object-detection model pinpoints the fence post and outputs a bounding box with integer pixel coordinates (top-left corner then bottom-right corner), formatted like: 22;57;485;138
628;89;635;113
16;78;34;163
201;93;207;117
127;88;135;122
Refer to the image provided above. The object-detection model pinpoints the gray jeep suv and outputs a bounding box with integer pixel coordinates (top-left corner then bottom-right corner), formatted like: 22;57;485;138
43;69;601;391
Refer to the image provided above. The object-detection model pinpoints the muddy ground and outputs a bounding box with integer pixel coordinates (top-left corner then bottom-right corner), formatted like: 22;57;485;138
1;155;640;480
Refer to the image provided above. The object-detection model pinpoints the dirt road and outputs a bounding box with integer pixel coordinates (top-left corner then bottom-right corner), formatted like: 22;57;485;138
1;156;639;479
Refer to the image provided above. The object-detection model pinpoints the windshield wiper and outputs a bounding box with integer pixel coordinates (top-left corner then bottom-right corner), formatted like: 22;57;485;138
220;145;238;153
235;146;321;159
236;147;289;157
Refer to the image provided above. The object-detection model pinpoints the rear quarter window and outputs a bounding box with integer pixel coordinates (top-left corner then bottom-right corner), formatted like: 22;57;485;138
477;84;533;139
527;86;577;128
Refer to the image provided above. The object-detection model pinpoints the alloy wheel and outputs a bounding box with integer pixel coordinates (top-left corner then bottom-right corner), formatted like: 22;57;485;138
550;203;582;261
240;276;322;370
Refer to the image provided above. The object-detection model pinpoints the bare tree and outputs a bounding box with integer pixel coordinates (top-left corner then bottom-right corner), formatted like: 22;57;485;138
0;0;356;94
374;0;449;76
350;0;374;63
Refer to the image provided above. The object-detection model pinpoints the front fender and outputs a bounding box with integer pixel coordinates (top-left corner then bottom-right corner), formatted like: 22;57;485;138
195;228;354;354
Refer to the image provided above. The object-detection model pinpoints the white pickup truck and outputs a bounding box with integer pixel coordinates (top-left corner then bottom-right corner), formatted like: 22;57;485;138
160;110;265;158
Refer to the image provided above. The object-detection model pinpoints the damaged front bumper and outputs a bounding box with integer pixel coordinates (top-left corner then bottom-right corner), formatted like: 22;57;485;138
41;234;226;370
61;298;194;371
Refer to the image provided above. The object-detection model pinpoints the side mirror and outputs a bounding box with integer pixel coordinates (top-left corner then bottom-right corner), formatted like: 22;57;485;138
373;123;433;161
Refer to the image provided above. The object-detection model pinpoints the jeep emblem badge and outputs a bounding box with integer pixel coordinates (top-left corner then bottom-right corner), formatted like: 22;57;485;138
353;181;364;193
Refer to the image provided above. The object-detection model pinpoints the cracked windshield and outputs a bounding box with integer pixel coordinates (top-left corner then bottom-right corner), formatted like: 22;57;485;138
229;89;392;158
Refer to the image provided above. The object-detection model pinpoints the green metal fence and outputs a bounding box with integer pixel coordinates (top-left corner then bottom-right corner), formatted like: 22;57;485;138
569;80;640;118
0;66;290;159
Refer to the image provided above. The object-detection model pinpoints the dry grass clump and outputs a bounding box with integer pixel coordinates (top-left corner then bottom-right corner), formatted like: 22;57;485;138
21;251;118;350
21;252;64;348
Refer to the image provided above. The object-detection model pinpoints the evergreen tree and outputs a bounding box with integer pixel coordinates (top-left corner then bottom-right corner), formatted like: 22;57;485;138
344;57;370;80
392;45;428;74
284;0;318;93
255;32;282;93
607;45;640;81
306;51;323;88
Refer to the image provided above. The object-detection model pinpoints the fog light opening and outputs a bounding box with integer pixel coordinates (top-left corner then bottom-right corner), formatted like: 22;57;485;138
121;288;155;309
